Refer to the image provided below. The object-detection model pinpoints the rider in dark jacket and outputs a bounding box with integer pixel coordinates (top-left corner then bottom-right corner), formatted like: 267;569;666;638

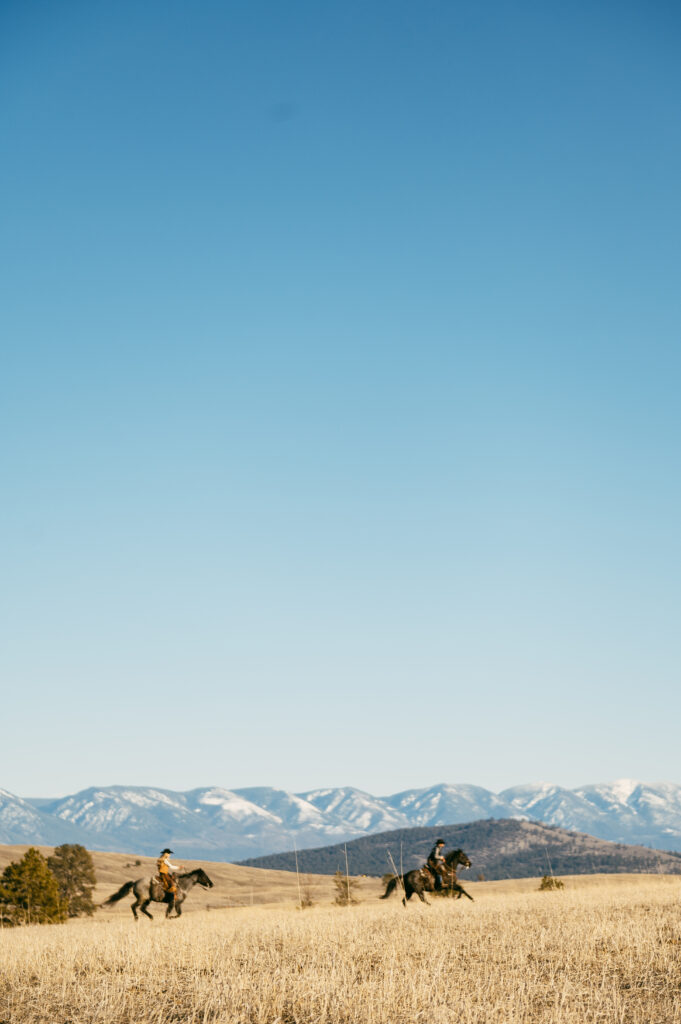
427;839;446;890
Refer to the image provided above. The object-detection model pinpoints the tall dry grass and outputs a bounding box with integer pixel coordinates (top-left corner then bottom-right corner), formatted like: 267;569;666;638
1;875;680;1023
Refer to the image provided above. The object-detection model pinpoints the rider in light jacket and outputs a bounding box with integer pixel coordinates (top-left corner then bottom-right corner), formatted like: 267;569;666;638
157;849;184;898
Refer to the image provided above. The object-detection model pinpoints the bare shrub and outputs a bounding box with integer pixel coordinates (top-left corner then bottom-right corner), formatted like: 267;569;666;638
333;869;360;906
538;874;565;890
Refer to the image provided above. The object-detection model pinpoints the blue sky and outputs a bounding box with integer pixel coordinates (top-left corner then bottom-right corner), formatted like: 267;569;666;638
1;0;680;798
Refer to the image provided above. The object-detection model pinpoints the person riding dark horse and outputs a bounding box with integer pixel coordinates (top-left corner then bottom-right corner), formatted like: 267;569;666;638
381;848;473;906
426;839;446;891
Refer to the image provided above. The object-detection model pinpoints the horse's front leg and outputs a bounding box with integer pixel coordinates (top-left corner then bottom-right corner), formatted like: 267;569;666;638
417;889;431;905
403;886;417;907
449;882;473;901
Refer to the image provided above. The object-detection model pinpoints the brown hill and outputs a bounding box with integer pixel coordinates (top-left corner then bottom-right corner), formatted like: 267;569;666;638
237;818;681;879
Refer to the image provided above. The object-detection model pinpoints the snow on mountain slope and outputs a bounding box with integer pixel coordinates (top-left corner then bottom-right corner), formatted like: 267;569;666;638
387;783;516;826
575;781;681;845
0;788;90;846
14;779;681;859
233;788;328;828
500;783;609;833
38;786;319;859
40;786;206;853
300;787;409;833
503;781;681;847
572;780;643;833
190;786;351;849
188;788;283;825
629;782;681;827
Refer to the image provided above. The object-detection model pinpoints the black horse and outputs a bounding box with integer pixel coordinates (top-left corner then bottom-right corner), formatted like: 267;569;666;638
102;868;214;919
380;848;473;906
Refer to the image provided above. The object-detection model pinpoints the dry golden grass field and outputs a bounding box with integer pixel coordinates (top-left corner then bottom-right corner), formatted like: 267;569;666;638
1;847;681;1023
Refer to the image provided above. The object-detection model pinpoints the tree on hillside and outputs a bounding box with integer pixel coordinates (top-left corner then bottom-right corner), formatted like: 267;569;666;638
0;847;67;925
47;844;97;917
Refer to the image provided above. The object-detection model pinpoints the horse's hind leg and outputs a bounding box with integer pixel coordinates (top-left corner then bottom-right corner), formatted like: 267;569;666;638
139;899;154;920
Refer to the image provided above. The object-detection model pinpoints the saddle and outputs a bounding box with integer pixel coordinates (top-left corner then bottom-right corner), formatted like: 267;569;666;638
153;873;176;896
424;863;451;887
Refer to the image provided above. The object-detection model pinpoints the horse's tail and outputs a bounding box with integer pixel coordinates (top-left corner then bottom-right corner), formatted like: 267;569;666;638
380;876;398;899
101;881;135;907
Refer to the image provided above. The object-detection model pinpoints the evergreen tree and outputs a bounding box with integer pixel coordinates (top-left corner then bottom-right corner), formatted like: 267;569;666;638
47;844;97;917
0;847;67;925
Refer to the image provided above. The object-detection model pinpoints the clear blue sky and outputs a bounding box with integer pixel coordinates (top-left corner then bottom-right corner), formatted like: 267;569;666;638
2;0;679;798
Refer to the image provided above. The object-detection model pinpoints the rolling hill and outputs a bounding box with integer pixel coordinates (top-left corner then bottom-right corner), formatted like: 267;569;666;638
237;818;681;880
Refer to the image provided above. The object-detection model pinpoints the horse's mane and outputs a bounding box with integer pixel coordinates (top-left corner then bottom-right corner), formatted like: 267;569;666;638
179;867;211;884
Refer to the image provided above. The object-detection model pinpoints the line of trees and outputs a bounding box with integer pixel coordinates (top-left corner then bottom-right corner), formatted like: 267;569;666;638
0;844;96;926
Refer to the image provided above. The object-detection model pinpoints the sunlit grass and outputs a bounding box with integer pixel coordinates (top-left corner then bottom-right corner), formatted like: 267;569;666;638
1;875;680;1023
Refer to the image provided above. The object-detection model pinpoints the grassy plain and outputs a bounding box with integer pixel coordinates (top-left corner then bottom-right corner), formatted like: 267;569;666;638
2;869;681;1023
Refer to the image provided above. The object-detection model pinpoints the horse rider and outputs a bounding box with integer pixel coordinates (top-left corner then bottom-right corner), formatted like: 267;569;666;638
157;848;184;904
427;838;446;891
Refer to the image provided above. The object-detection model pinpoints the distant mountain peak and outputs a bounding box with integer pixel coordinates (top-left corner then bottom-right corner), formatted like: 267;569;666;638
610;778;641;802
6;778;680;862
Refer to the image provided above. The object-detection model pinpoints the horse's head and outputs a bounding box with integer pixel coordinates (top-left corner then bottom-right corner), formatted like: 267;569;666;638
446;849;471;870
193;868;214;889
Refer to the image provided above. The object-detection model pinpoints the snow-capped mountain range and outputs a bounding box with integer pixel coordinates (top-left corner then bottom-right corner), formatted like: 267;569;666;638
2;780;681;861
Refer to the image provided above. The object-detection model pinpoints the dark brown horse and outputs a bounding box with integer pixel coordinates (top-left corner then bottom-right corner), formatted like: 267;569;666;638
101;868;214;919
380;848;473;906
